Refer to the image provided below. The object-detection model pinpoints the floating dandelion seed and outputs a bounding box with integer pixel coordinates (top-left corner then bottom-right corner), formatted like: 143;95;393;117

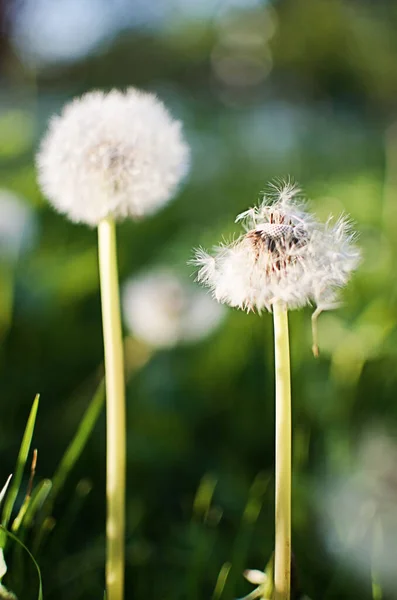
37;88;190;226
193;182;360;315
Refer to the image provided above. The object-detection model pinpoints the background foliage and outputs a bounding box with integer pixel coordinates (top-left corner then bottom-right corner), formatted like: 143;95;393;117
1;0;397;598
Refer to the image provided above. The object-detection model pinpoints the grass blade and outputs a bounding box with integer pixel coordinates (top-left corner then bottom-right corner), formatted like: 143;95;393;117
221;473;269;600
212;563;231;600
1;395;40;533
0;526;43;600
12;480;52;535
0;477;12;507
42;480;92;556
187;475;219;600
32;380;104;552
50;379;104;503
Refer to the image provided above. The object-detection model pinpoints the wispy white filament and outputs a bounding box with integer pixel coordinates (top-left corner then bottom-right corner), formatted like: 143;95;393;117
37;88;190;226
193;183;360;313
122;268;225;348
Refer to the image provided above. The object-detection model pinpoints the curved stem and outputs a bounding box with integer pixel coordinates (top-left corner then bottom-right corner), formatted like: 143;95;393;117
98;218;126;600
273;302;291;600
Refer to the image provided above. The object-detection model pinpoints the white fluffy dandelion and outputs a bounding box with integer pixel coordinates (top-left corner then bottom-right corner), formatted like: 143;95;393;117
193;183;360;314
36;87;190;600
122;268;225;349
37;88;190;225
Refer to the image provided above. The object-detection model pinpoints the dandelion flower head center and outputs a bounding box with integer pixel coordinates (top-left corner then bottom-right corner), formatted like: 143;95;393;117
37;88;190;226
246;210;308;277
85;138;135;192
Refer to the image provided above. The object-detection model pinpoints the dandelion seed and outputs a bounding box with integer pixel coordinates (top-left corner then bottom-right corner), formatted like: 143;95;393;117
37;88;190;226
122;268;225;349
193;182;360;315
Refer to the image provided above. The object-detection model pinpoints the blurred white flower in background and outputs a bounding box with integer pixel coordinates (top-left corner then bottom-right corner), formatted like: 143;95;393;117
37;89;190;226
0;190;37;261
319;429;397;592
122;268;225;349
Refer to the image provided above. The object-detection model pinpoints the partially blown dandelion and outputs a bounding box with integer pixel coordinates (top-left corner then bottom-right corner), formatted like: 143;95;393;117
194;183;359;315
193;182;360;600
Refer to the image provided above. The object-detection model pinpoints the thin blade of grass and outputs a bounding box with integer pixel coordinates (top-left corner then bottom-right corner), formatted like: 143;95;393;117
193;474;217;521
11;480;52;590
11;450;38;534
221;473;269;600
50;379;105;504
33;379;104;549
12;480;52;535
187;474;219;600
35;479;92;557
1;395;40;533
212;563;231;600
0;264;15;345
0;477;12;507
0;526;43;600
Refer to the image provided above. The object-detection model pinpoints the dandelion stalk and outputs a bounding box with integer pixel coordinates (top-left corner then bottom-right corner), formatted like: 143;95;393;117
273;301;291;600
193;183;359;600
36;88;189;600
98;217;126;600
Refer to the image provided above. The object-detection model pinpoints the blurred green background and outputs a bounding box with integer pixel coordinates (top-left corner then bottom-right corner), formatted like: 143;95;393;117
1;0;397;598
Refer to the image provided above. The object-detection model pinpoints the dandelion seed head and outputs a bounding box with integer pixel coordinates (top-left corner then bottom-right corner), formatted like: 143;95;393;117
122;268;225;349
193;182;360;313
37;88;190;226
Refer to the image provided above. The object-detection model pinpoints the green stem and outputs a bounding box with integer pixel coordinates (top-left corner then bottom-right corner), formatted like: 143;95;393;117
98;218;126;600
0;262;15;346
371;518;383;600
272;302;291;600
